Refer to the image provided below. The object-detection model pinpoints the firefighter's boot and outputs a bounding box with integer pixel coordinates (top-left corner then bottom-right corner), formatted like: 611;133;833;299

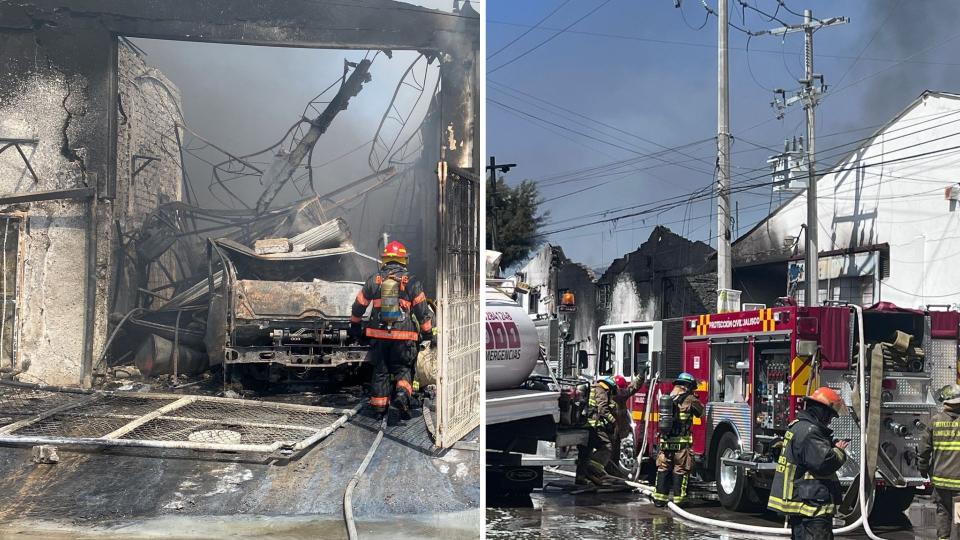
584;461;610;487
393;380;413;420
672;472;689;507
652;470;670;507
366;396;389;419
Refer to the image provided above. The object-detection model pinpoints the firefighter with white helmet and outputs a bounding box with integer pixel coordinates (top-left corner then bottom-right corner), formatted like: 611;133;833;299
918;383;960;540
350;241;434;423
652;371;704;507
768;386;849;540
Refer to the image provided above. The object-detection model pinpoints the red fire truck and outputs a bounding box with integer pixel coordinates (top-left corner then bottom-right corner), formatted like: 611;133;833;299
596;303;960;514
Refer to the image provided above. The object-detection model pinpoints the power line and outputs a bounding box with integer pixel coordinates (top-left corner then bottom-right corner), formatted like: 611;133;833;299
490;79;718;169
537;139;960;235
489;97;716;177
489;0;612;74
488;0;572;59
487;19;960;68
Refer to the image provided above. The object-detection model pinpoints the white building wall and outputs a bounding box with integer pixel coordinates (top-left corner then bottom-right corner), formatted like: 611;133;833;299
736;92;960;308
515;246;552;316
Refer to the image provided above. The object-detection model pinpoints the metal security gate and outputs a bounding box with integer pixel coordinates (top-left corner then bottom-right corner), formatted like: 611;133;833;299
0;383;359;455
0;216;21;371
434;164;480;447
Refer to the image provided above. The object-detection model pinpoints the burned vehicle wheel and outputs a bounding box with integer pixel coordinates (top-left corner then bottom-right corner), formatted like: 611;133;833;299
715;431;757;511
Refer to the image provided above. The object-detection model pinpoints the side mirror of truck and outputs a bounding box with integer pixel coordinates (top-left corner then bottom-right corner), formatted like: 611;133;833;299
577;350;588;370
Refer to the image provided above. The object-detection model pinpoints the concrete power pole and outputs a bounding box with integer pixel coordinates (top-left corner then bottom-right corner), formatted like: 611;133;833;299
716;0;732;296
761;10;847;307
802;10;818;308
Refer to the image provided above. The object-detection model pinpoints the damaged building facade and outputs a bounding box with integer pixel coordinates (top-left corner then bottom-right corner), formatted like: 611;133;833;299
513;244;596;374
0;33;184;386
734;91;960;309
516;226;716;364
0;0;480;445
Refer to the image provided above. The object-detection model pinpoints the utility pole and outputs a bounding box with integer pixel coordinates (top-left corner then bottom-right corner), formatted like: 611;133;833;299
486;156;516;251
716;0;732;298
802;10;818;308
761;10;848;307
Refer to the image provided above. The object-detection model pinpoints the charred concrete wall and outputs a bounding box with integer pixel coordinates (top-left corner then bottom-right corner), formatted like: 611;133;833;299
596;226;716;332
0;35;180;385
0;28;114;385
115;42;184;308
514;245;597;359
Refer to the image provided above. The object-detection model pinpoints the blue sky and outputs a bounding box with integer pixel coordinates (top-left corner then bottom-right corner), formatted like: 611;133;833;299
487;0;960;271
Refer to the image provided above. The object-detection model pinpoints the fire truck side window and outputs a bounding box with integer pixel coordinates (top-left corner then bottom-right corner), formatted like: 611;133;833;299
634;332;650;376
598;333;615;376
622;333;632;377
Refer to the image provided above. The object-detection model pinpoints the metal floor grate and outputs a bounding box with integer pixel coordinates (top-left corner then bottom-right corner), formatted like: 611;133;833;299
0;386;359;455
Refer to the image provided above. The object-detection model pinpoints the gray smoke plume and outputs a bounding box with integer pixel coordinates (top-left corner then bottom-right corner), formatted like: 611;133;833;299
861;1;960;118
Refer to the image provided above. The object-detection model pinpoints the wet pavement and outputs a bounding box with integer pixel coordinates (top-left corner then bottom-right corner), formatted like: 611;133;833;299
486;470;938;540
0;386;479;539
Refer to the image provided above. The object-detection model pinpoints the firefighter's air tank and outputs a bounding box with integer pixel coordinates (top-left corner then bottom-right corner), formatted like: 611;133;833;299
485;283;541;391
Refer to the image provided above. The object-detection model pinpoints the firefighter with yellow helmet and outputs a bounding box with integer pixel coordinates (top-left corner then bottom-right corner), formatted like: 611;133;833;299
350;241;434;422
768;386;849;540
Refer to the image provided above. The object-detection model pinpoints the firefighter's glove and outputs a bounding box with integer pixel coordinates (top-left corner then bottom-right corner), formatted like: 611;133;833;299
348;323;362;342
422;327;438;347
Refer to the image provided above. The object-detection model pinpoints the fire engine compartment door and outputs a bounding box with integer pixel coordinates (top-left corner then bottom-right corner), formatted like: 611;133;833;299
685;339;710;455
710;340;749;404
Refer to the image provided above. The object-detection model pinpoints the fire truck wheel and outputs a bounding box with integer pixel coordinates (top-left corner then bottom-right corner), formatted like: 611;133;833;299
714;431;759;511
615;432;637;476
870;487;915;516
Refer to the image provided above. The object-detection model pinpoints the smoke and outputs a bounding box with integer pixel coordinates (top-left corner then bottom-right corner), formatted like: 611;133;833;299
129;38;441;274
860;1;960;118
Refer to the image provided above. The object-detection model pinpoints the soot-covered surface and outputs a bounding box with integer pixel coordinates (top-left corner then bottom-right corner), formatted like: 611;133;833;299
0;391;479;538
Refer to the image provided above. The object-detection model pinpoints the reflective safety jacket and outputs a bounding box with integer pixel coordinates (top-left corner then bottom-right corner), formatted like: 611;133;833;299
659;391;704;451
588;380;617;430
768;410;846;518
350;262;433;341
918;403;960;489
613;377;644;437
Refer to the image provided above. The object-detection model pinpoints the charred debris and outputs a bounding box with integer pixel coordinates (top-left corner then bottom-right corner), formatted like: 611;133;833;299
98;51;435;395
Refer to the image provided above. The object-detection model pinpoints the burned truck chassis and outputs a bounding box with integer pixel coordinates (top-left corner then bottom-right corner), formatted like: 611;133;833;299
224;323;367;368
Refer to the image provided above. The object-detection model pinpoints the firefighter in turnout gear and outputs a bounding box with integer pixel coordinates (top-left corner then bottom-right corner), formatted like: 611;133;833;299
350;241;434;421
918;384;960;540
768;386;848;540
652;372;704;507
577;374;641;486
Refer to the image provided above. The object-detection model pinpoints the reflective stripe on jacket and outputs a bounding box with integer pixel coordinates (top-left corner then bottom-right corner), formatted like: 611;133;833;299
918;407;960;489
767;409;846;518
659;392;704;449
588;381;617;428
350;262;432;341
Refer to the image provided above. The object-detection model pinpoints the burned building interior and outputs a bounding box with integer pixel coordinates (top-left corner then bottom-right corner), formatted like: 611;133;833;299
0;0;479;531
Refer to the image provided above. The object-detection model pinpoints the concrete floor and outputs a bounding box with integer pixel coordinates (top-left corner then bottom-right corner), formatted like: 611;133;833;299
0;389;480;539
487;470;939;540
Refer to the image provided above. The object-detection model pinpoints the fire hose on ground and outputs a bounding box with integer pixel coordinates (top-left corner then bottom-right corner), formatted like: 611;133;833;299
343;416;387;540
550;306;887;538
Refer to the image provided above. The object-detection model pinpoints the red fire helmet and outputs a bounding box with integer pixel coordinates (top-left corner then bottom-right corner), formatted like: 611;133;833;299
382;240;408;265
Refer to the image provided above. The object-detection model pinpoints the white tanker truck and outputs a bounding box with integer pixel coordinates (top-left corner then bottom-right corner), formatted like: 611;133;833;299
485;253;590;504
